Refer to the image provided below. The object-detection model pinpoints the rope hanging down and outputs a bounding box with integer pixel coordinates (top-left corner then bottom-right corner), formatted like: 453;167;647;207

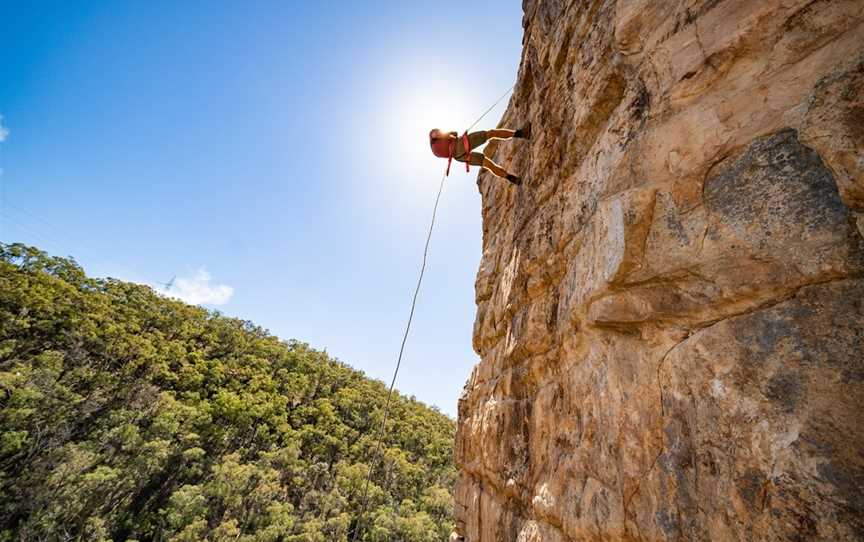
350;84;514;541
350;171;447;542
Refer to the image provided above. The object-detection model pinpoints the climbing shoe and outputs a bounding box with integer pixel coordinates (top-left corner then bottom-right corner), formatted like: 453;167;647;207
514;122;531;139
507;174;522;185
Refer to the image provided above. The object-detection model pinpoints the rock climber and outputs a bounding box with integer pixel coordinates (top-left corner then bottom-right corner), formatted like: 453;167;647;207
429;124;530;185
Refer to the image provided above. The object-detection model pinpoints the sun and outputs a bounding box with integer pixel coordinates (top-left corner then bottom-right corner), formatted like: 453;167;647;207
345;58;482;220
391;80;472;167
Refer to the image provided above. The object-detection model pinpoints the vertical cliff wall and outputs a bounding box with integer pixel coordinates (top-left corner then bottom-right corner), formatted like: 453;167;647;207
454;1;864;540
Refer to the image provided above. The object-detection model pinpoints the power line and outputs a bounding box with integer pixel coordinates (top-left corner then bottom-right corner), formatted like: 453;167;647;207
0;210;68;256
0;202;94;259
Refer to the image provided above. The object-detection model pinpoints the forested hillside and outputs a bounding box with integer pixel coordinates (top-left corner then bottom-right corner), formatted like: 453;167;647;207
0;243;455;541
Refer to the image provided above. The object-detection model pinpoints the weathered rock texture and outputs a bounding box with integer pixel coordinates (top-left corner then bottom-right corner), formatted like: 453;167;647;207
454;1;864;540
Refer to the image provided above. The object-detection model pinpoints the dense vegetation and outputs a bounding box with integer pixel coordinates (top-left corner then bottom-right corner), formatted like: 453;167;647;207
0;244;455;541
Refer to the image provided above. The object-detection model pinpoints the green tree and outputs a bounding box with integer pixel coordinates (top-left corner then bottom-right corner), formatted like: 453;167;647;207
0;243;456;541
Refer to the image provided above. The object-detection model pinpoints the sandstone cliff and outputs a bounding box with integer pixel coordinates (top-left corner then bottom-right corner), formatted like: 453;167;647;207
454;1;864;540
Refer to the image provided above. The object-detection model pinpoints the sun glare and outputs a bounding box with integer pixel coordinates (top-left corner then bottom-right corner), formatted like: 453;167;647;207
391;80;471;166
346;58;485;221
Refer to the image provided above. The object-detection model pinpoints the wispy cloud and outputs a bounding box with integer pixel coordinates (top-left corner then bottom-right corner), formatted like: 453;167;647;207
0;115;8;142
158;268;234;305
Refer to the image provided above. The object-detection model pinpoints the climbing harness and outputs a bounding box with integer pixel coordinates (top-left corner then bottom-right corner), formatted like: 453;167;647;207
445;132;472;176
350;83;514;542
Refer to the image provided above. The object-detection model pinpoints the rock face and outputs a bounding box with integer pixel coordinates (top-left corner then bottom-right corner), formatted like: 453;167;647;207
454;1;864;540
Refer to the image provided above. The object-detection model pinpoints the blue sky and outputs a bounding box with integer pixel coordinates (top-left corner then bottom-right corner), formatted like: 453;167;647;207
0;2;523;415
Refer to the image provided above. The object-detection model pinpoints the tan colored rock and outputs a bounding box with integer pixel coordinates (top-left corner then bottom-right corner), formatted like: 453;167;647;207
800;56;864;237
455;0;864;540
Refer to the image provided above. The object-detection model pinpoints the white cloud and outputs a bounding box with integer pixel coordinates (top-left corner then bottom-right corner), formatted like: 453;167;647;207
159;268;234;306
0;115;8;142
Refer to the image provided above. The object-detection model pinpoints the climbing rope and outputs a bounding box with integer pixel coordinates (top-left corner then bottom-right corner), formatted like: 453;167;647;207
350;171;446;541
464;85;515;134
349;83;514;541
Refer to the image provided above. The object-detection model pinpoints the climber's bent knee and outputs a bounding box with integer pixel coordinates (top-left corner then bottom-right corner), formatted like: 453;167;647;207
481;156;510;179
468;152;485;166
455;151;486;167
480;156;496;170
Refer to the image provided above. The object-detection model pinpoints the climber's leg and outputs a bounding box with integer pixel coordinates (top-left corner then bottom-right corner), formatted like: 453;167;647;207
480;155;507;177
455;151;487;168
487;128;516;139
487;123;531;141
480;155;520;185
465;131;489;151
460;126;531;159
456;151;521;185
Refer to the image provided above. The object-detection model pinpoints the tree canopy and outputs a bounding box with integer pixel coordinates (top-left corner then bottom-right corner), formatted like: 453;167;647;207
0;243;455;541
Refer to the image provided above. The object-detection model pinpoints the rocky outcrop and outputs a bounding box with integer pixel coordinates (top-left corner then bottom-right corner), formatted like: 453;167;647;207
454;1;864;540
